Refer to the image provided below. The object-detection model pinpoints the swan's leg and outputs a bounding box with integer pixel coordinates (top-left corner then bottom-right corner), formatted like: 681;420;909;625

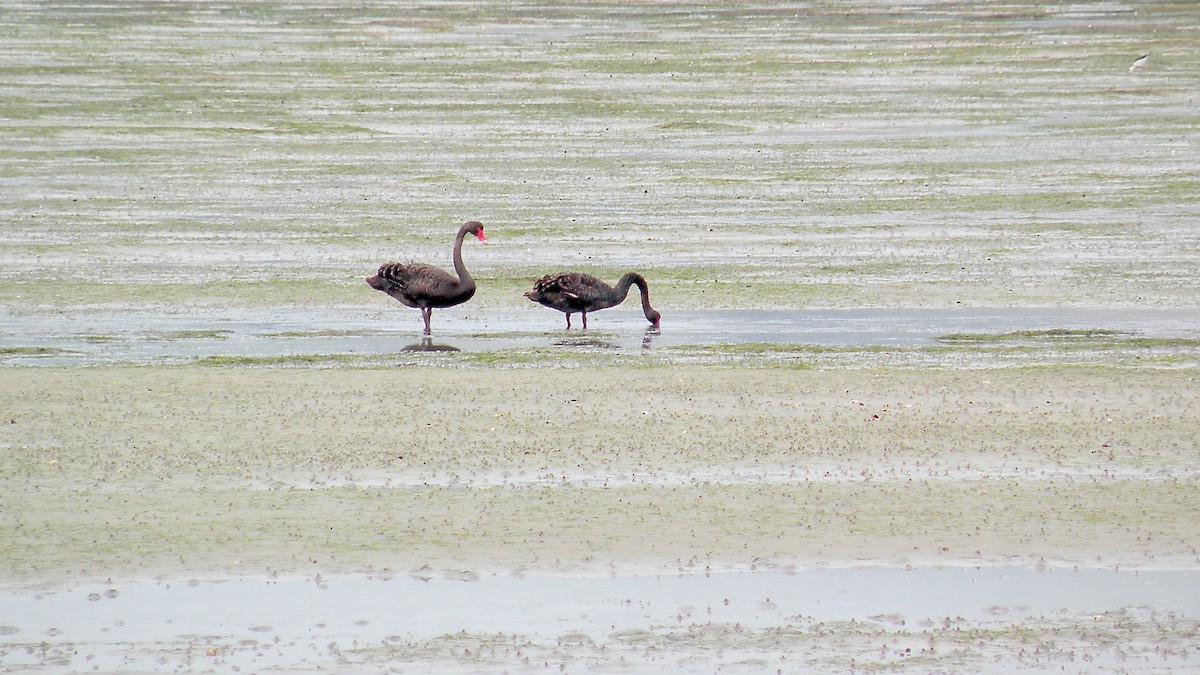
422;307;432;335
582;312;588;330
565;313;572;329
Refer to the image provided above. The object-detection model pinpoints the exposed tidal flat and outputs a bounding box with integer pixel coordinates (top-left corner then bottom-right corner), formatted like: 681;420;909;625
5;365;1200;578
4;366;1200;672
2;1;1199;314
3;1;1200;672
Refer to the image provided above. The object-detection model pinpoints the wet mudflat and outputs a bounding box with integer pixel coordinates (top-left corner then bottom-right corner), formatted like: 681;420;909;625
3;568;1199;672
4;366;1199;672
3;1;1200;673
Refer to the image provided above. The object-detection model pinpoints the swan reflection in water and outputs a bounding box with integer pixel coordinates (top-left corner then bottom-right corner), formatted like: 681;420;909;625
642;326;660;349
398;324;660;353
552;336;620;349
551;326;660;351
400;337;461;352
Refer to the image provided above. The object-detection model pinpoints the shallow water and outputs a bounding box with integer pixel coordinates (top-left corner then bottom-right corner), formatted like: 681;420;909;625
4;306;1198;365
2;566;1197;672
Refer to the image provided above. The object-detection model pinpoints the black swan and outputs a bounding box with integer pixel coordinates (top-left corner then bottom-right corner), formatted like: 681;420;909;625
366;220;486;334
525;271;661;329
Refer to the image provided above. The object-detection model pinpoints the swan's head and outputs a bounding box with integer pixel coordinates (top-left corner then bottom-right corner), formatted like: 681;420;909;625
464;220;487;242
365;264;395;291
365;273;387;291
646;309;661;328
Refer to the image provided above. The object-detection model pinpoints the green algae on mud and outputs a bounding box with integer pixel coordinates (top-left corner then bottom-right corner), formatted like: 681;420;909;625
938;328;1126;343
154;329;233;341
3;364;1199;582
4;473;1197;581
0;347;76;357
191;353;367;367
939;329;1200;351
931;330;1200;363
2;2;1198;313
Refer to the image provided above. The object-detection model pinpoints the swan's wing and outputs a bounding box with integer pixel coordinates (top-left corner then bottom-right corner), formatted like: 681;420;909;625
377;262;459;302
533;272;609;303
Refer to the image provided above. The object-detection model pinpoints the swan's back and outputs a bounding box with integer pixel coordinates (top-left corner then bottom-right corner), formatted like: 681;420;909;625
369;262;473;308
527;272;614;311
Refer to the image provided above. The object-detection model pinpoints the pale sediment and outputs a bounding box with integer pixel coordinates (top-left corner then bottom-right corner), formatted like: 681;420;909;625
4;365;1197;585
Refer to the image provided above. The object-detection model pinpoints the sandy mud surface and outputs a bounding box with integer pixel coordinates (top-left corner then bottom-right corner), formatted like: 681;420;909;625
3;366;1199;672
3;0;1199;672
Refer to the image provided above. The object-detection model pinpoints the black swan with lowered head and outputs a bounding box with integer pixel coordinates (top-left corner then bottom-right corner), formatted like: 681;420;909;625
366;220;486;334
525;271;660;329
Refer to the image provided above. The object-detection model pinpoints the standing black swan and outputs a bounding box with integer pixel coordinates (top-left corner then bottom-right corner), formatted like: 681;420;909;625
366;220;486;335
525;271;661;329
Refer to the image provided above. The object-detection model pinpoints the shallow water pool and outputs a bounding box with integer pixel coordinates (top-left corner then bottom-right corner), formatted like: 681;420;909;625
4;306;1198;366
2;565;1198;672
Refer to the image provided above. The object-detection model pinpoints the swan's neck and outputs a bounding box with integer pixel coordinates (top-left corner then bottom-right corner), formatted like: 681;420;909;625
452;227;475;289
615;273;656;319
612;273;638;303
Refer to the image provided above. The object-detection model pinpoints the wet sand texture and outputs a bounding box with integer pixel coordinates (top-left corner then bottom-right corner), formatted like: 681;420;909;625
5;366;1198;581
3;365;1200;673
1;3;1198;314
